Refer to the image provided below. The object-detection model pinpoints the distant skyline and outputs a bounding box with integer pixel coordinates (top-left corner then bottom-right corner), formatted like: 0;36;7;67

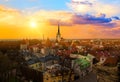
0;0;120;39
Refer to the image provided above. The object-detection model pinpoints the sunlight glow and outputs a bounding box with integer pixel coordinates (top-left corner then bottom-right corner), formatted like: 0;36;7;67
30;21;37;28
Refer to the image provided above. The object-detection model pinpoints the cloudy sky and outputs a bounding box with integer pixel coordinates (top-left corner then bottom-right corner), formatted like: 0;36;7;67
0;0;120;39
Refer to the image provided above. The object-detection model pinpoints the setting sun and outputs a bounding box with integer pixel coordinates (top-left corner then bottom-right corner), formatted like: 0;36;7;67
30;21;37;28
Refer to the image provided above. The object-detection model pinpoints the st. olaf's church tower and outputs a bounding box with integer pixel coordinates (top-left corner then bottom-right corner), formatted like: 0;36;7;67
56;24;61;42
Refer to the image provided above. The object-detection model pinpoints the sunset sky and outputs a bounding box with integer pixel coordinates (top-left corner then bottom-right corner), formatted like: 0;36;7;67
0;0;120;39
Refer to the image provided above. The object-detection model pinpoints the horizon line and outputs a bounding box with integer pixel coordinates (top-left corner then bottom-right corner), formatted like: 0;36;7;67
0;38;120;41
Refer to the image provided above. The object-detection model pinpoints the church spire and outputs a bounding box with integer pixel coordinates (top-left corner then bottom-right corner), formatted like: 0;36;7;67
56;24;61;42
57;24;61;36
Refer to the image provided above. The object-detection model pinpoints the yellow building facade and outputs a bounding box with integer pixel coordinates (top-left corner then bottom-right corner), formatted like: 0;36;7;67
43;72;74;82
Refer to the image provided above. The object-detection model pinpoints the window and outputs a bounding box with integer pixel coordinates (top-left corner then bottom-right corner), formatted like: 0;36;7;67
39;63;41;66
31;66;34;69
63;79;66;82
36;64;38;67
58;80;61;82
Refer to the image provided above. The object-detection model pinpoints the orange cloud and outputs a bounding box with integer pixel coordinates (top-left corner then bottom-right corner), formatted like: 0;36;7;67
0;5;120;39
